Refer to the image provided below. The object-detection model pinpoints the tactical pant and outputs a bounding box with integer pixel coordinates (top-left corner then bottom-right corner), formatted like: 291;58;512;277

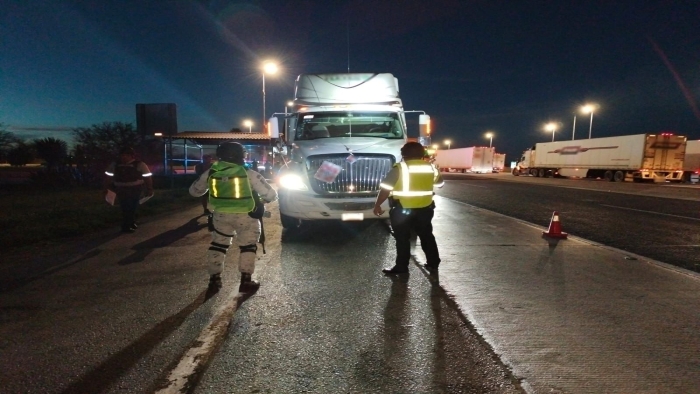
116;186;141;231
206;212;261;275
390;202;440;268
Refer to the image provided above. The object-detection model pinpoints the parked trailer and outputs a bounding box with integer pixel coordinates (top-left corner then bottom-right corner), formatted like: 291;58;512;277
512;133;686;182
682;139;700;183
434;146;494;173
493;153;506;172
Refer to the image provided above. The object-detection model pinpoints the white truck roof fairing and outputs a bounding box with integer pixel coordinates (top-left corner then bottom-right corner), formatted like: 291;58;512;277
294;73;402;106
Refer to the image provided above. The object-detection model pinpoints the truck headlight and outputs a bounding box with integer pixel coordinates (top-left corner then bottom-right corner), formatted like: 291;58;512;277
278;174;308;191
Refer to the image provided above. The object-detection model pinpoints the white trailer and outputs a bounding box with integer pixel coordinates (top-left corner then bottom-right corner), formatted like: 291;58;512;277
434;146;494;173
682;139;700;183
273;73;430;228
512;133;686;182
493;153;506;172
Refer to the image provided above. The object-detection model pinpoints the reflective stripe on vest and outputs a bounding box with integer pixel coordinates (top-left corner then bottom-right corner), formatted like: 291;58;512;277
207;161;255;213
391;160;436;208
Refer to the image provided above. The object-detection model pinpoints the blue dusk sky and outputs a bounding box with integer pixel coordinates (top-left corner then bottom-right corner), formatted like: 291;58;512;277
1;0;699;161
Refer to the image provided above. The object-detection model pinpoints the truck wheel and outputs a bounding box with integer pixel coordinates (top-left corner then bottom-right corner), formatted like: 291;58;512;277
604;171;614;181
530;169;537;176
512;168;519;176
613;171;625;182
280;213;300;229
538;168;545;178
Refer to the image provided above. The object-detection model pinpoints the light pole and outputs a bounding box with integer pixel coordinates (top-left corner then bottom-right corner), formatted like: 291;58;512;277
243;120;253;133
444;139;451;150
545;122;558;142
262;61;278;131
581;104;596;139
571;115;576;140
284;100;293;136
485;132;494;148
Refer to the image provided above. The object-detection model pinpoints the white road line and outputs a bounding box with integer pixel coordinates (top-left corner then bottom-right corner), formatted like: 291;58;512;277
600;204;700;221
155;291;242;394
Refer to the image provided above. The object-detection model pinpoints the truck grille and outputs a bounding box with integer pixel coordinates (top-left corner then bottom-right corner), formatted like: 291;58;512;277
307;154;395;194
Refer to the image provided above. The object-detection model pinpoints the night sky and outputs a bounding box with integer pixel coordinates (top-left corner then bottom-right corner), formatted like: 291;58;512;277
2;0;699;162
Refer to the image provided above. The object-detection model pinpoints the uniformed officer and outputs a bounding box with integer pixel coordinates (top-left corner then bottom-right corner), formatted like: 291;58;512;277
103;147;154;233
373;142;445;274
189;142;278;292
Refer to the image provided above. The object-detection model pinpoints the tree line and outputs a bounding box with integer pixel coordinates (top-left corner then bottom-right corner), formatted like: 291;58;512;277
0;121;159;187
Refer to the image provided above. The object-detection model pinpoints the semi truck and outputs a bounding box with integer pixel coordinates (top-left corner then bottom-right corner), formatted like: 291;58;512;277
682;139;700;183
271;73;430;228
512;133;687;182
434;146;495;173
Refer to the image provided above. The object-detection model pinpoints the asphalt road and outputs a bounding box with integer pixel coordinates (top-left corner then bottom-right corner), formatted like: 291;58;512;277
437;173;700;272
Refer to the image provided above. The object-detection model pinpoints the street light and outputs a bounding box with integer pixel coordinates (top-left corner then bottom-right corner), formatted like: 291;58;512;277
545;122;558;142
485;132;494;148
261;61;278;130
431;144;438;150
581;104;597;139
444;139;451;150
243;120;253;133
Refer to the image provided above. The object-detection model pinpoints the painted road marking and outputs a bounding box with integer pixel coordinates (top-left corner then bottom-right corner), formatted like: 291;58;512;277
600;204;700;221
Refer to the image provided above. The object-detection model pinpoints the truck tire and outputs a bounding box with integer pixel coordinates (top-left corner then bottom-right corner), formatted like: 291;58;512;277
538;168;546;178
512;168;519;176
530;169;538;177
280;213;301;229
604;170;614;181
614;171;625;182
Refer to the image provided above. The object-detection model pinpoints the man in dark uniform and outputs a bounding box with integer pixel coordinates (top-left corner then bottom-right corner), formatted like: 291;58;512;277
103;147;154;233
373;142;444;274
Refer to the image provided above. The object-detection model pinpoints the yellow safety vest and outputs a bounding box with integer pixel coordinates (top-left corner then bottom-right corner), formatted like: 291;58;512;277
383;159;437;208
207;161;256;213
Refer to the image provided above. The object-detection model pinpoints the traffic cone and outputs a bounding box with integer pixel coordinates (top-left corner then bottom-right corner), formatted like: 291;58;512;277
542;211;568;239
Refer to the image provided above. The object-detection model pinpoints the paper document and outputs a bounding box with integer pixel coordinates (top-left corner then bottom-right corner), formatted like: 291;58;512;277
105;190;116;206
139;194;154;205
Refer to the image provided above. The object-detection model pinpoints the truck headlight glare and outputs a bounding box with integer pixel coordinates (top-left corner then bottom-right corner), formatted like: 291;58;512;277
279;174;308;191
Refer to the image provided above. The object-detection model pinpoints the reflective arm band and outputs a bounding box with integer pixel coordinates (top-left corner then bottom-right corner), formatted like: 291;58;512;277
105;171;114;176
379;183;394;190
142;172;152;177
434;180;445;188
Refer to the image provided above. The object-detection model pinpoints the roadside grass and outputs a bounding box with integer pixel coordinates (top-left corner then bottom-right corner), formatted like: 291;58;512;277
0;183;199;252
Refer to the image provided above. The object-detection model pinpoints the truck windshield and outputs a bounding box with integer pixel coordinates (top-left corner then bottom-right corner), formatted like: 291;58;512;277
294;112;404;140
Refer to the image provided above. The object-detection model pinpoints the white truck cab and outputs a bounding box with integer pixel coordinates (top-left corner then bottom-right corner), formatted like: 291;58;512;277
271;73;429;228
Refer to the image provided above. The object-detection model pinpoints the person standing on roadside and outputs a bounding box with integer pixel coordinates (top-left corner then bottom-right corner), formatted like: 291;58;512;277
189;142;278;293
103;147;154;233
195;154;214;215
373;142;444;275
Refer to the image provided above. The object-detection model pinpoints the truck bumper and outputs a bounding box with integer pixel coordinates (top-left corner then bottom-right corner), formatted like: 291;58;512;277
279;190;390;221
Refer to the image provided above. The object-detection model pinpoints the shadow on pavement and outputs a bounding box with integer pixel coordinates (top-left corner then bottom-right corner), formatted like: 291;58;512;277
117;217;206;265
59;289;210;394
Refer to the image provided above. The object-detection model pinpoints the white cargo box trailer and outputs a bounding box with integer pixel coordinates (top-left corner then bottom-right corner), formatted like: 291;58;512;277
435;146;494;173
513;133;686;182
493;153;506;172
683;139;700;183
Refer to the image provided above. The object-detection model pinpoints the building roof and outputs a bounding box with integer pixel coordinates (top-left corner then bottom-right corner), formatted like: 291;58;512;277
169;131;272;145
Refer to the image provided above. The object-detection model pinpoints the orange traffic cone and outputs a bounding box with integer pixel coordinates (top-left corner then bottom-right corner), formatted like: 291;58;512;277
543;211;568;239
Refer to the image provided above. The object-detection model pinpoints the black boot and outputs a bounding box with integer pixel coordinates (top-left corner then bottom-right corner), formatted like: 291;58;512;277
239;273;260;293
208;274;222;290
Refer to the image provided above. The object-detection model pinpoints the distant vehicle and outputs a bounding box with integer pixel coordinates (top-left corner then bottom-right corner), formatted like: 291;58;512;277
493;153;506;173
434;146;495;173
272;73;430;228
512;133;686;182
682;139;700;183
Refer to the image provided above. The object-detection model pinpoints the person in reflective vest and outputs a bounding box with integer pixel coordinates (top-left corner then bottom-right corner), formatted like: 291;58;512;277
373;142;445;275
103;146;154;233
189;142;278;293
